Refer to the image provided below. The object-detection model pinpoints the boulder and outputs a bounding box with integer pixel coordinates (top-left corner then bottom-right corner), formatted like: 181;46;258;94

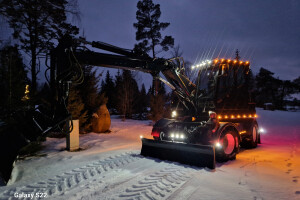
92;104;111;133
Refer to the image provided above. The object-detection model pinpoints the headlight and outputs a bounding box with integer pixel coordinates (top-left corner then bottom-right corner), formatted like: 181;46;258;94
171;110;177;118
180;134;185;139
259;128;265;133
170;133;174;138
215;142;222;148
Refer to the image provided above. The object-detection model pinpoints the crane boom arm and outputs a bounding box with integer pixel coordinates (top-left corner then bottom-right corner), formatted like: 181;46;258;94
50;36;197;120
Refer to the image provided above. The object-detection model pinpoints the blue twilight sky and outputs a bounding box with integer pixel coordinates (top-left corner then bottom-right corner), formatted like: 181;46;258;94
1;0;299;90
78;0;299;87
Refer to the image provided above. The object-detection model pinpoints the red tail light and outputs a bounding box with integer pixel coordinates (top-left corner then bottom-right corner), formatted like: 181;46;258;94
151;131;160;138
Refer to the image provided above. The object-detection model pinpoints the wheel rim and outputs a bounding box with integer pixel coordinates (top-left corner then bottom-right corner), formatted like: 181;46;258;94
252;126;257;142
223;133;235;155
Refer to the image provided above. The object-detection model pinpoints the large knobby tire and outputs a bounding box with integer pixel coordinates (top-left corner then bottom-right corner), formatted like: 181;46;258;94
247;123;259;148
216;128;240;162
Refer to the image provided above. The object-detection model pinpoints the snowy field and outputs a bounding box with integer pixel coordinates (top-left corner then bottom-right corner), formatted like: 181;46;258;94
0;109;300;200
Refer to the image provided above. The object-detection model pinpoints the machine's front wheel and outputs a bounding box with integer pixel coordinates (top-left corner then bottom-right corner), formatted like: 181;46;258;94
216;129;240;162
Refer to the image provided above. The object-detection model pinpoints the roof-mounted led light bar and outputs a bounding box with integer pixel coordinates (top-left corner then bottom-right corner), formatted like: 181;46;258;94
214;58;250;65
217;114;257;120
192;58;250;70
191;59;212;69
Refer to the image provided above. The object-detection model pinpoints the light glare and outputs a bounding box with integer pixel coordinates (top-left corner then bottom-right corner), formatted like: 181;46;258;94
171;110;177;118
259;128;265;133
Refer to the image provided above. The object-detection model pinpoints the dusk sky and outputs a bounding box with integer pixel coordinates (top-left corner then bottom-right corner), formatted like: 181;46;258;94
78;0;300;87
0;1;299;89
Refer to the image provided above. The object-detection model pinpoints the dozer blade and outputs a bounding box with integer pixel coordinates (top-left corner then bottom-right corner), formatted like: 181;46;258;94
141;138;215;169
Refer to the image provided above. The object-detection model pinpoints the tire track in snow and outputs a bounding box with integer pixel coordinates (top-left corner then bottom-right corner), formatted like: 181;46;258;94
0;152;140;200
117;165;195;200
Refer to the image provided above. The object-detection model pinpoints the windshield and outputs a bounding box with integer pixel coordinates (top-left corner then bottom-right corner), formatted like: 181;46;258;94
196;65;219;99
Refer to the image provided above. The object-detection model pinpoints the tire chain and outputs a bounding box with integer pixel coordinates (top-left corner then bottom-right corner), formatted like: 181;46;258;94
0;152;139;200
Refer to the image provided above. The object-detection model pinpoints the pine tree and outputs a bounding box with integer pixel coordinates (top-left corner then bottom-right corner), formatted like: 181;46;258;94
255;68;281;109
0;0;79;96
281;80;294;108
140;84;148;112
114;70;122;114
293;76;300;92
133;0;174;58
149;83;167;121
149;94;164;121
0;45;28;115
136;84;148;118
116;70;139;120
67;86;87;130
133;0;173;120
100;70;115;109
75;66;101;130
255;68;273;107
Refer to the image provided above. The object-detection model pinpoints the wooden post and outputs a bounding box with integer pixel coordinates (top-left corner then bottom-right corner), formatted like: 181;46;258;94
66;120;79;151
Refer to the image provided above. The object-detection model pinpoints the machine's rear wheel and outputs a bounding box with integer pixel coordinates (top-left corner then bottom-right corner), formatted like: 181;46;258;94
247;123;258;148
216;129;239;162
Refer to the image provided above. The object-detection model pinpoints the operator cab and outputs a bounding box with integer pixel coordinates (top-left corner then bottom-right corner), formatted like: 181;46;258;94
171;58;254;121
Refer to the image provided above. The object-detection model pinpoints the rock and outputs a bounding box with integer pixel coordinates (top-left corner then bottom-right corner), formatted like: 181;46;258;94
92;104;111;133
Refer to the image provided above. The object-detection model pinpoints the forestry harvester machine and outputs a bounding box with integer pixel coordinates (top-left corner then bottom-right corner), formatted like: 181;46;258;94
47;36;260;169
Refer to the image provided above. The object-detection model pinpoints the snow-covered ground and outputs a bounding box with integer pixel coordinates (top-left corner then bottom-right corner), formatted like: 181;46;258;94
0;109;300;200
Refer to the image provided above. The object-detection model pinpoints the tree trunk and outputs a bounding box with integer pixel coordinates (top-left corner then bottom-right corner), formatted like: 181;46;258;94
152;78;158;96
31;49;37;97
152;45;155;58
